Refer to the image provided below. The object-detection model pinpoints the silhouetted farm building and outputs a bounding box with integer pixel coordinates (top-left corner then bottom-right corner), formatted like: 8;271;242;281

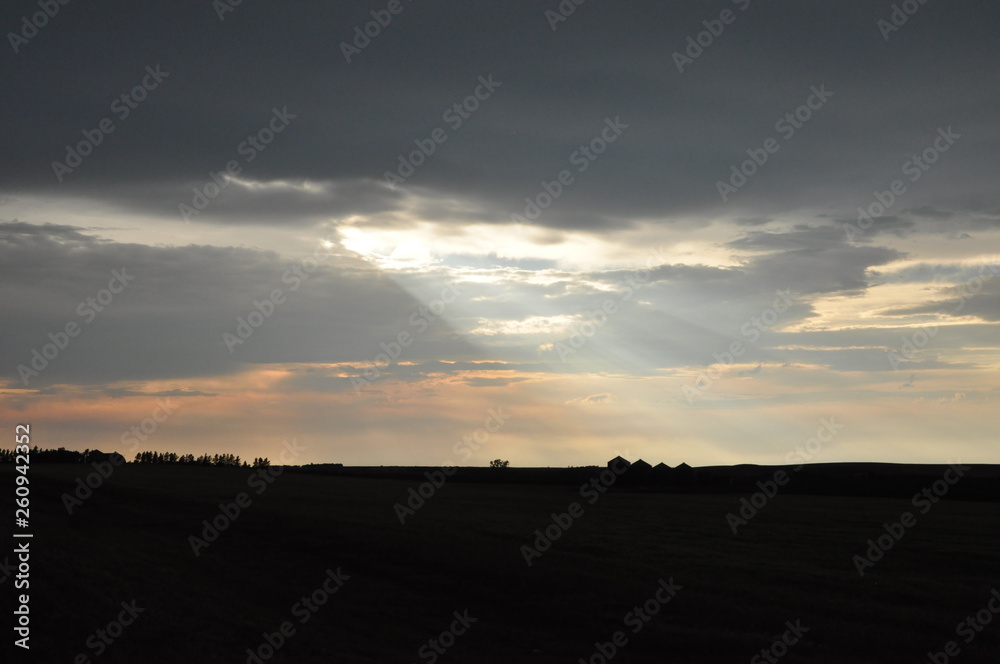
626;458;652;485
673;462;695;485
87;450;126;465
607;456;630;471
609;458;698;488
652;462;672;483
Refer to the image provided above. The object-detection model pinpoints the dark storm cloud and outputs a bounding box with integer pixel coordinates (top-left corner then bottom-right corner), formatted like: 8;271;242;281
829;215;916;241
106;177;405;226
2;0;998;228
734;216;774;227
966;210;1000;230
0;220;103;244
905;206;954;220
0;222;477;386
726;225;904;294
882;279;1000;322
882;261;1000;285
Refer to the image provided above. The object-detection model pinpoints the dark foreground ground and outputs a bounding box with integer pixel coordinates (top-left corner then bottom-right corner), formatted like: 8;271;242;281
3;465;998;663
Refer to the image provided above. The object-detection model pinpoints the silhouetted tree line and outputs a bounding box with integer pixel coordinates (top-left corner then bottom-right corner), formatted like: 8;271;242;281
132;451;249;466
0;446;268;467
0;446;85;463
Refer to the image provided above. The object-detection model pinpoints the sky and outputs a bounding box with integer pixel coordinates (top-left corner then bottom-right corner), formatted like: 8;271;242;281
2;0;999;467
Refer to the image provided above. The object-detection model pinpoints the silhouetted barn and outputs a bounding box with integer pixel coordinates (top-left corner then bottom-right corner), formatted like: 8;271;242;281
608;456;631;470
88;450;126;465
652;462;672;485
628;458;652;485
672;462;696;486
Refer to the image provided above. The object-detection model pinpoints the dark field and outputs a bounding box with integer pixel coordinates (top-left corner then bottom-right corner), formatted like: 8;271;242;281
6;465;999;663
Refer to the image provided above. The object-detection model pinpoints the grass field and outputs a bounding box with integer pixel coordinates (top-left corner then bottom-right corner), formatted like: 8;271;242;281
6;464;999;663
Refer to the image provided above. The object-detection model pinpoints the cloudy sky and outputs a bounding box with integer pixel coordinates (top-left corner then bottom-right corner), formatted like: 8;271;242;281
3;0;999;467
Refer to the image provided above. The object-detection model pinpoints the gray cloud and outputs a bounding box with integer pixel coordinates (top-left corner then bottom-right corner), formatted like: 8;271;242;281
883;278;1000;321
726;225;905;294
1;0;997;230
0;222;477;386
0;0;997;398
